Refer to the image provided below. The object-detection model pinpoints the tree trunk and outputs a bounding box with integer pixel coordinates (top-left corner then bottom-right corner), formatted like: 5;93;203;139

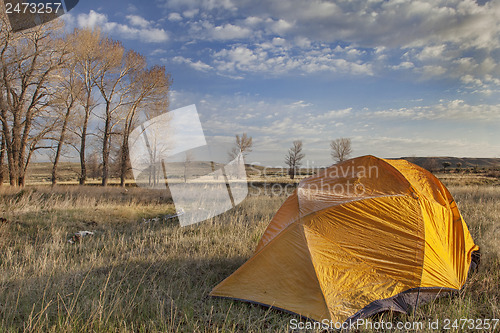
52;101;73;186
119;111;137;187
20;147;35;187
10;118;21;186
79;99;91;185
0;134;5;186
101;102;111;187
119;131;130;187
18;109;35;187
2;119;17;186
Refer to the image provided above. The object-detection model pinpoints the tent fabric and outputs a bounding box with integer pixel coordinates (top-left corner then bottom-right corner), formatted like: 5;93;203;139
210;155;479;323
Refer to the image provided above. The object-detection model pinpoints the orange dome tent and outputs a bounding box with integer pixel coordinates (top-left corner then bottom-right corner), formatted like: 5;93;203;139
210;155;479;323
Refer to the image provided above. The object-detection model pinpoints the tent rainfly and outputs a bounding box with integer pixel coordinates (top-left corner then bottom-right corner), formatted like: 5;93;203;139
210;155;480;324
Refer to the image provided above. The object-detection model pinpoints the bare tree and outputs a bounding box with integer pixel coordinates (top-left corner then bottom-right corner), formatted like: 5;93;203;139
96;42;135;187
228;133;253;159
118;64;171;187
0;18;67;186
0;19;172;187
285;140;305;180
69;28;110;185
330;138;352;163
50;57;82;186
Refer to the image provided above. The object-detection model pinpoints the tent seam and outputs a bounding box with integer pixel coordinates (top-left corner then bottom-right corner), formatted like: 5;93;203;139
299;224;332;321
381;158;427;289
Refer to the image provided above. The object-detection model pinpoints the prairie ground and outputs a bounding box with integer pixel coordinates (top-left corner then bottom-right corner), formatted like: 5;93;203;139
0;174;498;332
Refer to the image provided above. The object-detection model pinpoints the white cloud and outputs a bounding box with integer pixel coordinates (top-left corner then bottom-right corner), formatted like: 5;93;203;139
76;10;169;43
244;16;264;26
417;65;447;79
372;99;500;121
158;0;500;90
391;61;414;70
162;0;236;11
151;48;167;56
183;9;199;18
318;108;353;119
171;56;213;72
211;24;252;40
355;135;496;158
211;43;373;76
289;100;313;108
76;10;107;28
126;4;138;13
126;15;151;29
243;0;500;51
168;12;183;21
416;44;448;61
166;90;500;164
270;19;293;35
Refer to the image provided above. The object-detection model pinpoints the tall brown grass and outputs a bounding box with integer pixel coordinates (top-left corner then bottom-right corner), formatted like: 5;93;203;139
0;181;498;332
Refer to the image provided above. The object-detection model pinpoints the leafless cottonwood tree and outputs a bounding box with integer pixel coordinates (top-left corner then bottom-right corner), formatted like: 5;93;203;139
330;137;352;163
95;41;130;187
118;63;171;187
285;140;305;180
228;133;253;160
50;56;82;186
0;18;172;186
69;28;110;185
97;46;172;187
0;17;67;186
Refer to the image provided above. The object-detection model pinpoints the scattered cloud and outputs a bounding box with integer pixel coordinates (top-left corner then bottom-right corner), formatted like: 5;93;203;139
152;0;500;90
289;100;313;108
126;15;151;29
64;1;500;163
170;56;213;72
371;99;500;121
167;91;500;164
151;48;168;56
72;10;169;43
167;12;183;21
211;23;253;40
210;43;373;77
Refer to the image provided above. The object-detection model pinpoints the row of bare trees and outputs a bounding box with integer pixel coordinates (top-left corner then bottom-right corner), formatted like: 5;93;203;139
285;138;352;179
227;134;352;180
0;17;171;187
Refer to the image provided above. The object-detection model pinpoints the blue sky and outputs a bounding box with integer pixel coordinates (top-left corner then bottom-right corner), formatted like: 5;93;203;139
62;0;500;166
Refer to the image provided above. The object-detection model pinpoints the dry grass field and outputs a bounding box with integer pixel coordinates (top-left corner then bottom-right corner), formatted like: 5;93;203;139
0;172;498;332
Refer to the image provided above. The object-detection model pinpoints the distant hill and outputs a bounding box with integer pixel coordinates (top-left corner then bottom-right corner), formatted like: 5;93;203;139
399;157;500;169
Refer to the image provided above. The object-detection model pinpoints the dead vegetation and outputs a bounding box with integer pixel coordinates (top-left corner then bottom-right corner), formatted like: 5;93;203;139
0;177;498;332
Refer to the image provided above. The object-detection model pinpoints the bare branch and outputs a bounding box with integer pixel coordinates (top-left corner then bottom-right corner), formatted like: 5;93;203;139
330;138;353;163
